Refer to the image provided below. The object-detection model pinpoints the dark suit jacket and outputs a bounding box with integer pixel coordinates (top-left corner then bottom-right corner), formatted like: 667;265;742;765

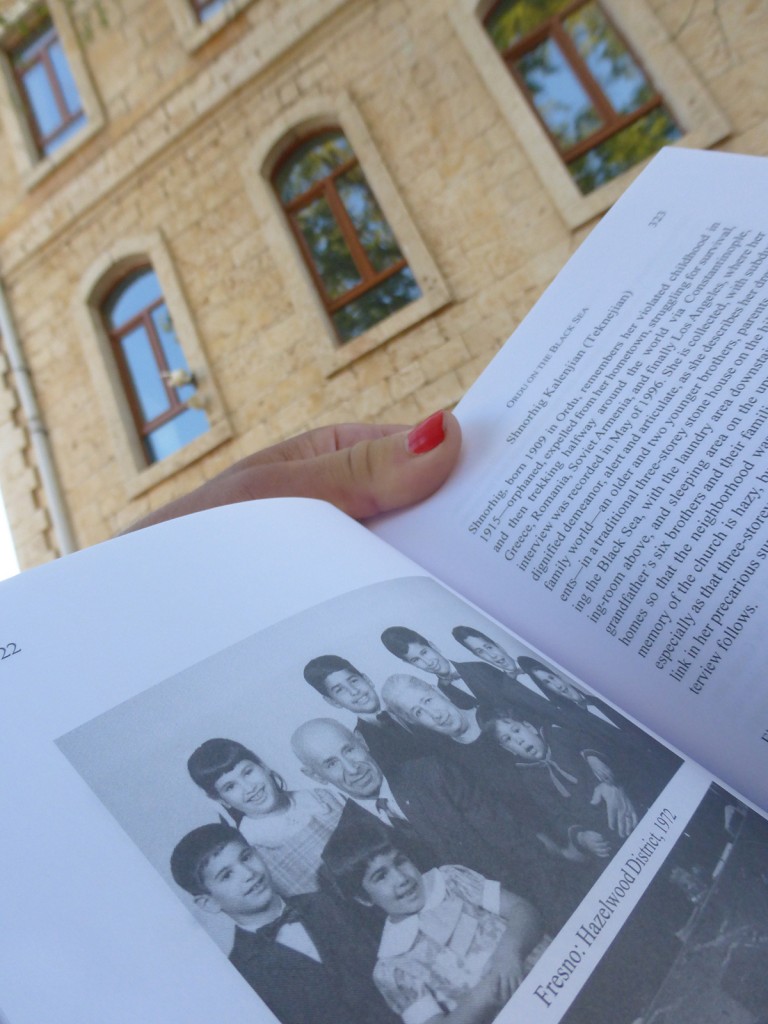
455;660;570;725
543;695;683;805
229;891;395;1024
389;754;574;928
355;711;433;773
435;662;479;709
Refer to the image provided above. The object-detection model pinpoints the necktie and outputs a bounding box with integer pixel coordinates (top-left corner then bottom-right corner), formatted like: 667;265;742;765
375;796;401;825
258;903;302;941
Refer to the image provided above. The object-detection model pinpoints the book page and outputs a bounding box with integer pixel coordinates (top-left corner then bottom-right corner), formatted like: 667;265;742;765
3;501;766;1024
0;500;414;1024
374;149;768;812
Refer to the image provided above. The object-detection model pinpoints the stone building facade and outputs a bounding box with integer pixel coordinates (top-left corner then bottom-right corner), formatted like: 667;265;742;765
0;0;763;568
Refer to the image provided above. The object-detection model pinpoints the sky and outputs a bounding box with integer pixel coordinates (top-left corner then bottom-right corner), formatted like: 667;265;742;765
0;494;19;582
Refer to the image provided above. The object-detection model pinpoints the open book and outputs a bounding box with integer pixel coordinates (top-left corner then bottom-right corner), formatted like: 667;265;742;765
2;148;768;1024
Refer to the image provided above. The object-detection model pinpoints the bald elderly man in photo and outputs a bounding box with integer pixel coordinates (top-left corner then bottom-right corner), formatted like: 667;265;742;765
291;718;569;930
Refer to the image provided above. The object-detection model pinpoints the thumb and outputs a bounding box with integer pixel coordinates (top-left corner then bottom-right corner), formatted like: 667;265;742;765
280;410;462;519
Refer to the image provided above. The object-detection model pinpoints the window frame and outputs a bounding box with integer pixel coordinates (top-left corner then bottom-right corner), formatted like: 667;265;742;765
489;1;674;171
0;0;104;187
9;16;86;156
273;129;418;345
163;0;253;51
76;233;231;498
104;268;210;464
244;92;450;377
451;0;730;228
163;0;352;56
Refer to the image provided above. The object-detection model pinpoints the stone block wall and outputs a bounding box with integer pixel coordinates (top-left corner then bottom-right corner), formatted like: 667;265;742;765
0;0;765;567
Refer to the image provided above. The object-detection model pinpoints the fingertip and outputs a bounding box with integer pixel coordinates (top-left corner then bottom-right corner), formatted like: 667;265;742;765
405;409;461;467
364;408;462;516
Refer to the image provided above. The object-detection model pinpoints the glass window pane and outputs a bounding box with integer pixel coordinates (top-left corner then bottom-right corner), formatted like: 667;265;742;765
105;270;161;329
564;2;652;114
332;267;421;343
49;39;83;116
294;196;362;299
151;305;197;402
568;106;681;194
336;166;404;273
516;37;602;149
485;0;571;51
19;63;60;138
195;0;227;21
275;131;354;203
41;112;86;155
145;407;209;463
119;325;170;423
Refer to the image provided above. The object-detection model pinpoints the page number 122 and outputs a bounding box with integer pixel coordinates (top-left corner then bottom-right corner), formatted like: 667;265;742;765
1;641;21;662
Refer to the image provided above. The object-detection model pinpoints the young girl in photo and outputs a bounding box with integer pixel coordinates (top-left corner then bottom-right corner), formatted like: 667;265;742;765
322;806;544;1024
187;737;344;896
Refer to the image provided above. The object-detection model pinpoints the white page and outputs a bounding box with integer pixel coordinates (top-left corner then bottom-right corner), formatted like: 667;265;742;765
374;149;768;811
0;499;419;1024
2;497;767;1024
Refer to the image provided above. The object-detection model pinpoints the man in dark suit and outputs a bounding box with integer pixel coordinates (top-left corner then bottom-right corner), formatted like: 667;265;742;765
517;656;683;806
170;823;394;1024
451;625;569;724
291;717;573;930
302;654;430;772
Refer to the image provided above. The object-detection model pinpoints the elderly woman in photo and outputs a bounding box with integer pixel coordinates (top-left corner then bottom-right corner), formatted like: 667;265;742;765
382;673;639;842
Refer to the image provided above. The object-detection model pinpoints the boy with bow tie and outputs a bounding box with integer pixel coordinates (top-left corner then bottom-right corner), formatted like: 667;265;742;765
170;823;395;1024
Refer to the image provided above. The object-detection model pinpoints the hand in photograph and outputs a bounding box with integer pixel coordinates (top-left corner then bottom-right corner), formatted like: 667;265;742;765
574;829;613;859
591;781;638;838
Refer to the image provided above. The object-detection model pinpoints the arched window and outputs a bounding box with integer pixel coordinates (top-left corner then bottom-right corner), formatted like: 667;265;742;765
272;129;422;343
102;267;209;464
484;0;681;195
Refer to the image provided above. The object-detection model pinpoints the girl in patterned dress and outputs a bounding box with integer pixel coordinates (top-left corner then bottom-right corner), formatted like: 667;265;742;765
187;737;344;896
322;813;544;1024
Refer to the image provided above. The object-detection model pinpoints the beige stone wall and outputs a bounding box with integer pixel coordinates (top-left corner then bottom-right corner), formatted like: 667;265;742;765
0;0;766;567
0;344;54;563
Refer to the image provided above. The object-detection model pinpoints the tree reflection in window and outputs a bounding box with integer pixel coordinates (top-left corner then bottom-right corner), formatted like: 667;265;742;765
485;0;681;194
273;130;421;343
103;268;209;464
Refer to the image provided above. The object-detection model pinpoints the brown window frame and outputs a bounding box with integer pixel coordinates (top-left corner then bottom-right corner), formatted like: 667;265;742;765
9;17;84;157
485;0;669;166
105;272;190;446
273;128;409;321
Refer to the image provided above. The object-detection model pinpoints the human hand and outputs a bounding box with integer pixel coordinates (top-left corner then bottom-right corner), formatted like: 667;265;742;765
488;946;525;992
585;753;616;785
474;964;516;1014
591;782;638;838
125;411;460;532
575;829;613;858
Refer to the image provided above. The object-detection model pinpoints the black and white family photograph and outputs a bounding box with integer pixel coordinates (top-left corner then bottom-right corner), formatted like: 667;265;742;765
57;576;683;1024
